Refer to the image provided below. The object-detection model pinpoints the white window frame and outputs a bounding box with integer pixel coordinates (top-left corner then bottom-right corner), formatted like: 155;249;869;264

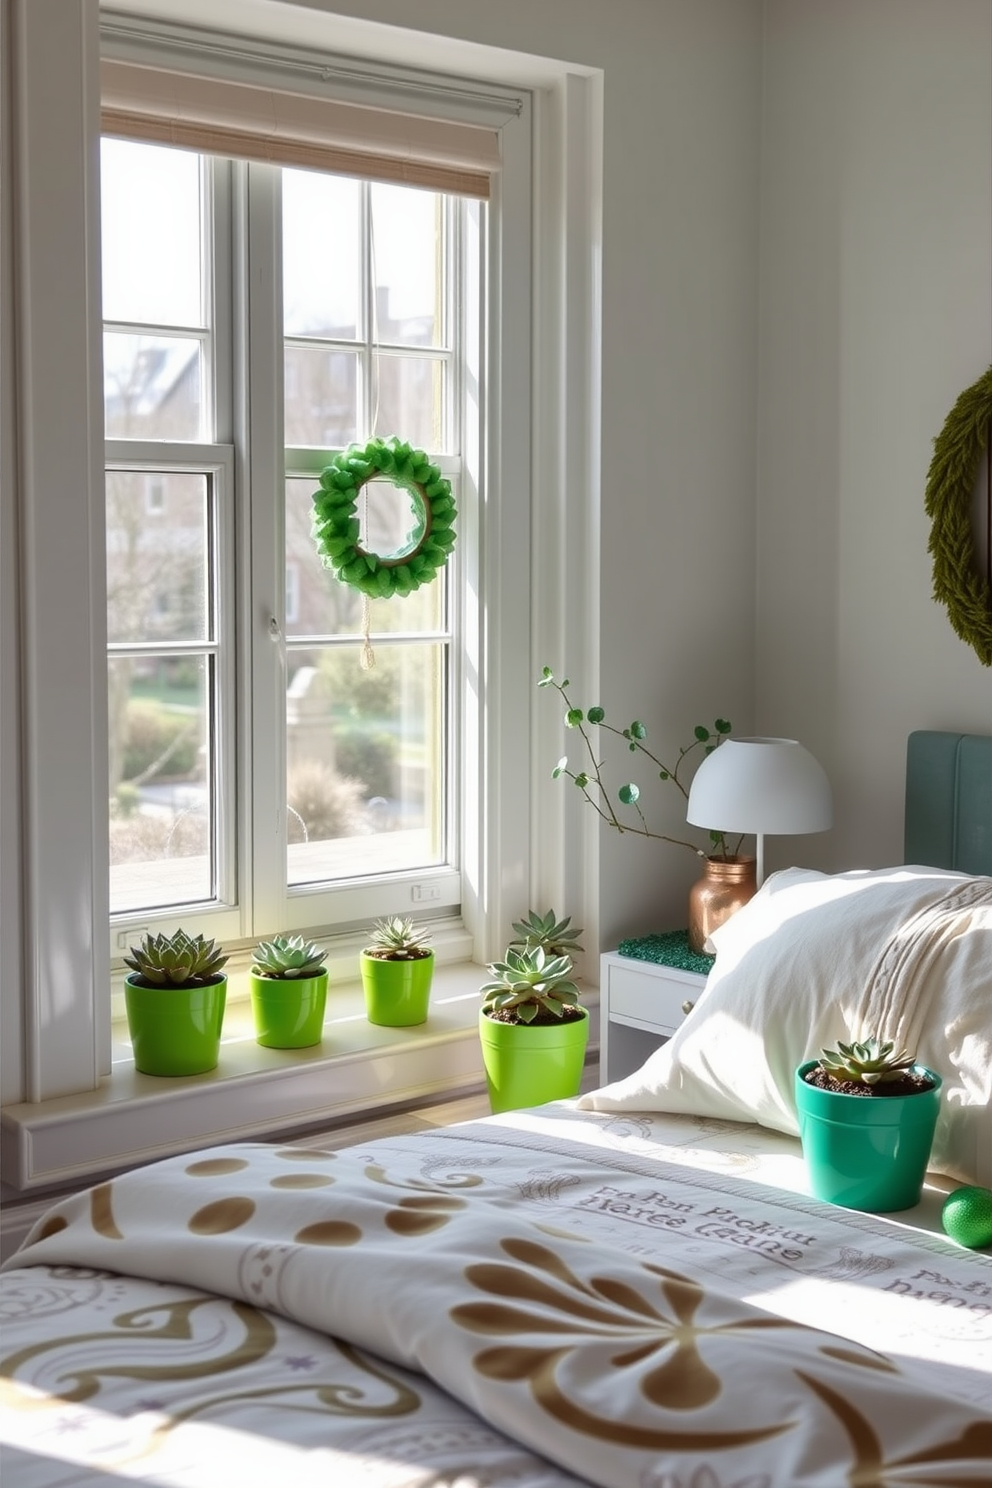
1;1;602;1164
105;444;241;945
240;163;473;942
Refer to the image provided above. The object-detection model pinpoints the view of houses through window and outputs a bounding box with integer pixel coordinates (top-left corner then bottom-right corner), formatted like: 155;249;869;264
103;137;469;930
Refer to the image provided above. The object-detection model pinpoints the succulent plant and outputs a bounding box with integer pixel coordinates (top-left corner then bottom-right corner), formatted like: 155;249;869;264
251;934;328;980
124;929;228;988
509;909;584;959
365;915;433;959
480;946;581;1024
817;1037;916;1087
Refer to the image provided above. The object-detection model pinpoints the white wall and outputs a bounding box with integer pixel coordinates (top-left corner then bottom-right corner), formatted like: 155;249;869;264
757;0;992;876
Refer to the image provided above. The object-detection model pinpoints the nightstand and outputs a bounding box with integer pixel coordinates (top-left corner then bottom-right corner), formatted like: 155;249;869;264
600;932;712;1084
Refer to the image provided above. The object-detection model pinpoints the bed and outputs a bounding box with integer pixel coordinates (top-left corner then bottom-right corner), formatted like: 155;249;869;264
2;731;990;1487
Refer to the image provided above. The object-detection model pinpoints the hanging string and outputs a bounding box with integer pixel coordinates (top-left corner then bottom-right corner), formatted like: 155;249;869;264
358;473;376;670
360;593;376;670
359;180;381;673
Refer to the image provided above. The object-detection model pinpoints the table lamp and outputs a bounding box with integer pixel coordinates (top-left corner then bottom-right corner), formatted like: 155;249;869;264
686;736;833;887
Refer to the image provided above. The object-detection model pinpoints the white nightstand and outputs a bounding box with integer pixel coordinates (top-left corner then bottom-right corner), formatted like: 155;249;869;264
600;947;710;1084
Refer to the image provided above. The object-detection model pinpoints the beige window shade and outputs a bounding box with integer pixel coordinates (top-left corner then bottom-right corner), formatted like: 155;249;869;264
101;59;499;198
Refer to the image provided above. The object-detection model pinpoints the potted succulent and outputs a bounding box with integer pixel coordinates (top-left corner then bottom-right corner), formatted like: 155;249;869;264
795;1037;942;1213
478;944;589;1114
123;929;229;1076
249;934;329;1049
538;668;748;951
509;908;585;960
360;915;434;1027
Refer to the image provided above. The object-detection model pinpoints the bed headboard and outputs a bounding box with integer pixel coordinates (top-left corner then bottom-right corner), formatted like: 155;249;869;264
905;730;992;874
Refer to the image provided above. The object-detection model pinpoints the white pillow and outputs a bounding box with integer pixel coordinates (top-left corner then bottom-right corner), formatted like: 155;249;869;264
580;866;992;1188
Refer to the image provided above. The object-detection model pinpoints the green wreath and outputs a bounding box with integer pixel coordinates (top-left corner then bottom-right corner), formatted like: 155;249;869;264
924;364;992;666
311;436;457;599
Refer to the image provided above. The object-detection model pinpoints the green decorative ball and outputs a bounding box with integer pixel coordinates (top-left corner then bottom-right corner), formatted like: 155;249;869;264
941;1186;992;1249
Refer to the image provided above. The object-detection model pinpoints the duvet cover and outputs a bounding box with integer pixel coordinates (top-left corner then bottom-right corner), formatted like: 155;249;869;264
2;1103;991;1487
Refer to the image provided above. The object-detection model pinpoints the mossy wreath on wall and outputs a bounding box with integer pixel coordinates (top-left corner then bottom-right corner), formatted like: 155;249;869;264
924;364;992;666
311;436;456;599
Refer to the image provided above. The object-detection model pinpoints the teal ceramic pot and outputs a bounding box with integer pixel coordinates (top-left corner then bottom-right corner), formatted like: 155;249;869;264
124;974;227;1076
795;1059;941;1213
360;950;434;1026
249;970;328;1049
479;1007;589;1115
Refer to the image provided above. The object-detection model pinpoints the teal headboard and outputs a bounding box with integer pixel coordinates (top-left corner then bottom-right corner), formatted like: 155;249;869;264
905;731;992;874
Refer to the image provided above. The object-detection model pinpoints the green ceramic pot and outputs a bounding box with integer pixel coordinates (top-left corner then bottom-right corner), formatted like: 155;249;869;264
479;1007;589;1115
795;1059;941;1212
124;974;227;1077
360;950;434;1027
249;969;328;1049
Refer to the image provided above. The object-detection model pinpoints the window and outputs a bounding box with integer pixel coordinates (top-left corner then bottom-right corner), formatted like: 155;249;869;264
103;134;479;947
4;0;599;1133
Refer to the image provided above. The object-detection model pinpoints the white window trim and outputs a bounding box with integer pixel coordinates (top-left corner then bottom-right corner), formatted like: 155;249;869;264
0;0;603;1190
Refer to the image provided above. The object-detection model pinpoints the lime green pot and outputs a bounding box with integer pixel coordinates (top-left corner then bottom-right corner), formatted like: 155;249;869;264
360;950;434;1027
249;969;328;1049
124;974;227;1077
795;1060;941;1212
479;1007;589;1115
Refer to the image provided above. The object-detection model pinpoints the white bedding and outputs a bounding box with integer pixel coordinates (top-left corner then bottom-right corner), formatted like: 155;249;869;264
583;867;992;1188
2;1104;990;1488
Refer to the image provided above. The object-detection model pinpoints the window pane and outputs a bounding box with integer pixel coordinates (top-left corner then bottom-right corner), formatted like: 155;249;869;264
371;183;443;346
283;171;360;339
101;139;203;328
104;333;204;440
108;654;213;914
107;471;210;644
284;345;358;448
285;476;442;637
286;642;445;887
372;354;445;450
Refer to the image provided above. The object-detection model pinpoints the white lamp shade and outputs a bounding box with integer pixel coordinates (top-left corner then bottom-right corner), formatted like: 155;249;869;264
686;737;833;835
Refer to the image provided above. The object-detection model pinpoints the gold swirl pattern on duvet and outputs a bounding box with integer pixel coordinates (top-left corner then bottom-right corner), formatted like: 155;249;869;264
796;1372;992;1485
149;1338;421;1443
363;1162;484;1194
90;1184;123;1239
185;1157;251;1176
0;1299;277;1404
452;1237;801;1451
188;1198;257;1234
386;1195;468;1236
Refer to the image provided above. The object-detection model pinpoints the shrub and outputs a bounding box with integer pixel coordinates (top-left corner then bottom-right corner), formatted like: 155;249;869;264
123;701;200;782
287;759;365;843
334;726;398;802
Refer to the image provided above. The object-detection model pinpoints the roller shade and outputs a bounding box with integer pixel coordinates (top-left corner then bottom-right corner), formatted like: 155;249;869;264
101;58;500;198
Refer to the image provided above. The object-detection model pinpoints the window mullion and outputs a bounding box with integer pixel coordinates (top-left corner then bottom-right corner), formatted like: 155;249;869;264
243;162;288;939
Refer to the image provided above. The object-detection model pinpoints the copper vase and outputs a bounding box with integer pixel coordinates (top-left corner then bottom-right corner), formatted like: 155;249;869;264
687;855;757;955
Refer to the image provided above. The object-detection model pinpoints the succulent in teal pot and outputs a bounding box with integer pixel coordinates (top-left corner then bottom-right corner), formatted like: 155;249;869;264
123;929;229;1077
796;1034;941;1213
249;934;329;1049
814;1037;917;1090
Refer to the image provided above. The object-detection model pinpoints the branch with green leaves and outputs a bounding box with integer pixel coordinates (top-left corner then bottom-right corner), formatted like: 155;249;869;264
538;667;742;859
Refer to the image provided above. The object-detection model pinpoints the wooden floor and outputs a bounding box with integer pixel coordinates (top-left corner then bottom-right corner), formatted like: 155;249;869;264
283;1090;496;1150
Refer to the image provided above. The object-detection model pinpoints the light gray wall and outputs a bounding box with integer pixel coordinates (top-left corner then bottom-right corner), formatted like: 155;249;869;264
757;0;992;876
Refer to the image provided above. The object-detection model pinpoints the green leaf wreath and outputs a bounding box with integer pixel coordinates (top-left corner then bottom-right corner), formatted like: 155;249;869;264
924;364;992;666
311;436;457;600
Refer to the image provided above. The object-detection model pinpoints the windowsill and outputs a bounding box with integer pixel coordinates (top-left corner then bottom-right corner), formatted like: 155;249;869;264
1;964;599;1195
